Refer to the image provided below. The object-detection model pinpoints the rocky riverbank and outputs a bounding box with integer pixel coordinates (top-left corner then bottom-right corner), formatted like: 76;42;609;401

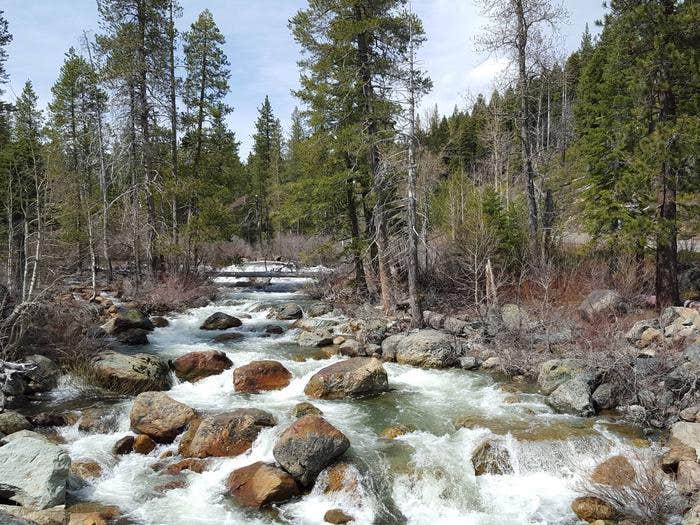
1;273;699;524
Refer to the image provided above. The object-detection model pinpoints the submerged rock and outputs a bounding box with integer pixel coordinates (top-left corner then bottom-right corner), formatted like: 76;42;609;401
129;392;196;443
233;360;292;393
227;461;299;508
395;329;460;368
304;358;388;399
200;312;242;330
273;415;350;486
179;409;276;458
92;351;171;393
292;402;322;418
380;424;414;439
591;455;635;487
264;324;285;335
471;439;513;476
113;435;134;455
173;350;233;382
212;332;244;343
571;496;617;521
324;509;353;524
0;435;70;509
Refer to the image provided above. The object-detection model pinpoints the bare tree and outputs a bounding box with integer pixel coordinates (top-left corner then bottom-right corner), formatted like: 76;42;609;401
476;0;567;252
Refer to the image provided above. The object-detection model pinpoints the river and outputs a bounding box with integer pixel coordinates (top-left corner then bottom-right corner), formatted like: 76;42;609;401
40;265;651;525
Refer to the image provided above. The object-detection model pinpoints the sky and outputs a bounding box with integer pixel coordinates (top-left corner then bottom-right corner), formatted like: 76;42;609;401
2;1;605;156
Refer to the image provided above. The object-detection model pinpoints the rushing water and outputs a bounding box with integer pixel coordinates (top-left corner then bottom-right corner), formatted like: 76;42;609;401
35;265;652;525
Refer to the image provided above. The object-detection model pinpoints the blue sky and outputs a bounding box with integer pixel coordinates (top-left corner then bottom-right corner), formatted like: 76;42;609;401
2;1;605;156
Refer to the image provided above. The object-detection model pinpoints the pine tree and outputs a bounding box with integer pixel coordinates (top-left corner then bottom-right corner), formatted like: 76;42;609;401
0;10;10;93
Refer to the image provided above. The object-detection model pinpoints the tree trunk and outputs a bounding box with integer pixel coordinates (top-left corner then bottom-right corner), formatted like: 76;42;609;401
168;0;179;249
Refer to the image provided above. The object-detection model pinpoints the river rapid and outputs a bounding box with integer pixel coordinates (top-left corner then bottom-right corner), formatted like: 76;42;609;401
38;265;652;525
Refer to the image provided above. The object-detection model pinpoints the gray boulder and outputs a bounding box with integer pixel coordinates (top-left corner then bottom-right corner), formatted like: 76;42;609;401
591;383;617;410
0;410;32;435
500;304;537;332
537;359;595;395
271;303;303;321
395;330;460;368
443;317;469;335
0;435;70;509
579;289;627;321
200;312;242;330
684;342;700;363
273;415;349;486
296;329;334;348
423;311;446;330
101;307;154;335
380;334;406;362
92;351;171;393
339;339;365;357
548;378;594;416
23;355;60;393
670;422;700;457
304;358;388;399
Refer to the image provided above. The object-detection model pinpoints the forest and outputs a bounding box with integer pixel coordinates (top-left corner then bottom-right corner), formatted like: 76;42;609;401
0;1;699;525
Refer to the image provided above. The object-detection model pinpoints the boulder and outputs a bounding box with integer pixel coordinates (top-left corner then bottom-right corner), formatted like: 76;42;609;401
662;438;697;472
0;430;48;445
579;289;627;321
626;318;659;342
133;434;156;454
173;350;233;382
213;332;244;343
316;462;361;496
481;356;502;370
422;311;446;330
113;435;134;455
677;460;700;495
114;328;149;345
29;413;68;428
200;312;242;330
500;304;536;332
591;383;617;410
0;505;66;525
0;410;32;435
307;303;332;317
151;316;169;328
304;358;388;399
70;461;102;481
670;422;700;457
571;497;617;522
101;307;154;335
271;303;303;320
264;325;285;335
292;402;322;418
92;351;171;393
547;378;594;416
0;435;70;509
380;334;406;362
166;458;207;475
471;439;513;476
129;392;196;443
591;455;635;487
179;409;275;458
324;509;353;524
537;359;594;395
23;355;61;393
685;342;700;363
233;360;292;393
339;339;364;357
680;405;700;423
297;329;334;348
227;461;299;508
394;330;460;368
273;415;350;486
443;316;469;335
78;407;119;434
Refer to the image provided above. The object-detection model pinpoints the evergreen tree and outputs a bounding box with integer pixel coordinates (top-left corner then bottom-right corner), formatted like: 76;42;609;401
0;10;10;93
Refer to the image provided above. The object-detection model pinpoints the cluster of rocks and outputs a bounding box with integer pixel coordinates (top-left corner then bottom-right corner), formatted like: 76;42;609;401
1;355;60;408
664;417;700;523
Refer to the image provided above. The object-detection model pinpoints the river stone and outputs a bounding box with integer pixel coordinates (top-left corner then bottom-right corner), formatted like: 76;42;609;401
77;407;120;434
338;339;364;357
173;350;233;382
114;328;150;345
227;461;300;508
293;402;322;418
423;311;446;330
30;413;68;428
151;316;169;328
670;421;700;457
233;360;292;393
304;358;388;399
0;430;49;445
297;329;334;348
307;303;332;317
579;289;627;321
264;324;285;335
678;460;700;494
0;410;32;435
130;392;196;443
324;509;353;524
93;351;171;393
380;334;406;362
591;455;635;487
133;434;156;454
213;332;244;343
271;303;303;320
547;378;594;416
273;415;350;486
0;505;66;525
395;329;460;368
70;461;102;481
571;496;617;521
24;355;61;393
471;439;513;476
200;312;242;330
179;409;276;458
101;307;154;335
591;383;617;410
537;359;594;395
0;435;70;509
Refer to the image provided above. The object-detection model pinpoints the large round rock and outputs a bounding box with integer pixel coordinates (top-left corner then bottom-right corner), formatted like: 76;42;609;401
130;392;196;443
273;415;350;486
304;358;388;399
93;351;171;393
101;307;154;335
227;461;299;508
233;360;292;393
200;312;242;330
173;350;233;382
179;409;276;458
271;303;303;320
394;330;460;368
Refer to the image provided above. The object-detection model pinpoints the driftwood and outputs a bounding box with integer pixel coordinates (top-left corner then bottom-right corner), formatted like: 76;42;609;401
0;360;37;411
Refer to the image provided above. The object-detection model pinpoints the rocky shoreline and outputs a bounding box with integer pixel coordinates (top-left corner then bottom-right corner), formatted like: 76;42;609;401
0;282;699;524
